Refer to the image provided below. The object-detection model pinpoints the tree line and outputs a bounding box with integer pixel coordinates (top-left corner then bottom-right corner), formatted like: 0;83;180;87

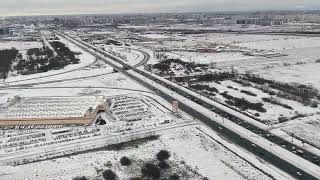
0;48;19;80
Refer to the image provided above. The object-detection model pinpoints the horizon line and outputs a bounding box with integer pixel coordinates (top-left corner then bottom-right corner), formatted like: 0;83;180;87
1;8;319;18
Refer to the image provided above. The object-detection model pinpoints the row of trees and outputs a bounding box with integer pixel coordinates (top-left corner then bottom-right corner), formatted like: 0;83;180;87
238;74;319;107
174;72;235;83
220;91;267;113
0;39;82;79
0;48;19;80
50;41;80;64
152;58;208;75
27;46;54;57
15;46;57;74
243;74;319;100
189;84;219;93
14;41;80;75
0;28;8;35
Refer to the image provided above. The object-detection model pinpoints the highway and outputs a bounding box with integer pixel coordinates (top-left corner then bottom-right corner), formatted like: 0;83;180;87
56;30;320;180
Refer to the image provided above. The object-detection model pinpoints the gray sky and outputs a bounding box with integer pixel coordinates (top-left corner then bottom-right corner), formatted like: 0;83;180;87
1;0;320;16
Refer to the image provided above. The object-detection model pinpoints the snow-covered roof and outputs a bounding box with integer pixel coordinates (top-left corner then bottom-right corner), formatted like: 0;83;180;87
0;96;103;120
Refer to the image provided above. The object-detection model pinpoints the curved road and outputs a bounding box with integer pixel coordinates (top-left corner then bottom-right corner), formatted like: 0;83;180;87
3;36;150;87
133;48;150;68
58;31;320;180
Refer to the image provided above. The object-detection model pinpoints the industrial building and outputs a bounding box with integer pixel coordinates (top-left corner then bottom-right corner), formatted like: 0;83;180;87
0;96;107;127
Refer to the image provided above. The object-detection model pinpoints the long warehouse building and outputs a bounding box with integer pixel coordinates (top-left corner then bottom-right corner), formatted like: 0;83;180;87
0;96;107;127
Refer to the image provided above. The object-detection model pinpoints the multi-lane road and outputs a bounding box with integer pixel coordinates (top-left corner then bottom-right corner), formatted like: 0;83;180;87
56;30;320;180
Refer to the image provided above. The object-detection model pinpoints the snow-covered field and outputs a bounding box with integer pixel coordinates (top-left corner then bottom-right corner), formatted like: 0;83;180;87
143;32;320;66
0;41;43;60
141;34;171;39
167;51;254;64
192;80;318;124
237;36;320;51
279;116;320;149
7;62;113;86
0;72;151;105
0;41;43;51
183;33;297;45
142;31;320;124
255;62;320;90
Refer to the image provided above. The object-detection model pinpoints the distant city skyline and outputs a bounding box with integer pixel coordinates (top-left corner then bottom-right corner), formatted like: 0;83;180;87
1;0;320;17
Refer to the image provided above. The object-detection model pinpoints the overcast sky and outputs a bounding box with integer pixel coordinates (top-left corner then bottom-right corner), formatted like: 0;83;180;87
1;0;320;16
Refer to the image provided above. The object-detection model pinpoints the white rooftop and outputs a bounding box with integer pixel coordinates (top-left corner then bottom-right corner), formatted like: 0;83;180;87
0;96;103;120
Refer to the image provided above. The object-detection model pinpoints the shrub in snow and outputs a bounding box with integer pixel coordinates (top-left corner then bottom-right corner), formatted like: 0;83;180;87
129;177;143;180
72;176;88;180
262;97;293;110
169;174;180;180
310;101;318;108
102;169;118;180
141;163;161;179
156;150;171;161
278;116;290;123
158;161;170;169
268;91;277;96
240;90;257;97
120;156;131;166
104;161;112;168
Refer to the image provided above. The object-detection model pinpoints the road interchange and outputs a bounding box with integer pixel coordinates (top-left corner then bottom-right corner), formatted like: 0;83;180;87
55;30;320;180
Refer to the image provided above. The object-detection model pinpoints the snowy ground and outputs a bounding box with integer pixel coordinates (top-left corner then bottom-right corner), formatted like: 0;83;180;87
7;62;113;86
140;32;320;67
2;34;97;84
186;33;296;45
141;34;171;39
166;51;254;64
0;41;43;60
0;41;43;51
95;44;144;66
0;126;277;180
236;36;320;51
0;72;151;105
254;62;320;90
141;31;320;124
277;115;320;149
0;32;151;105
203;80;318;124
0;29;315;180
